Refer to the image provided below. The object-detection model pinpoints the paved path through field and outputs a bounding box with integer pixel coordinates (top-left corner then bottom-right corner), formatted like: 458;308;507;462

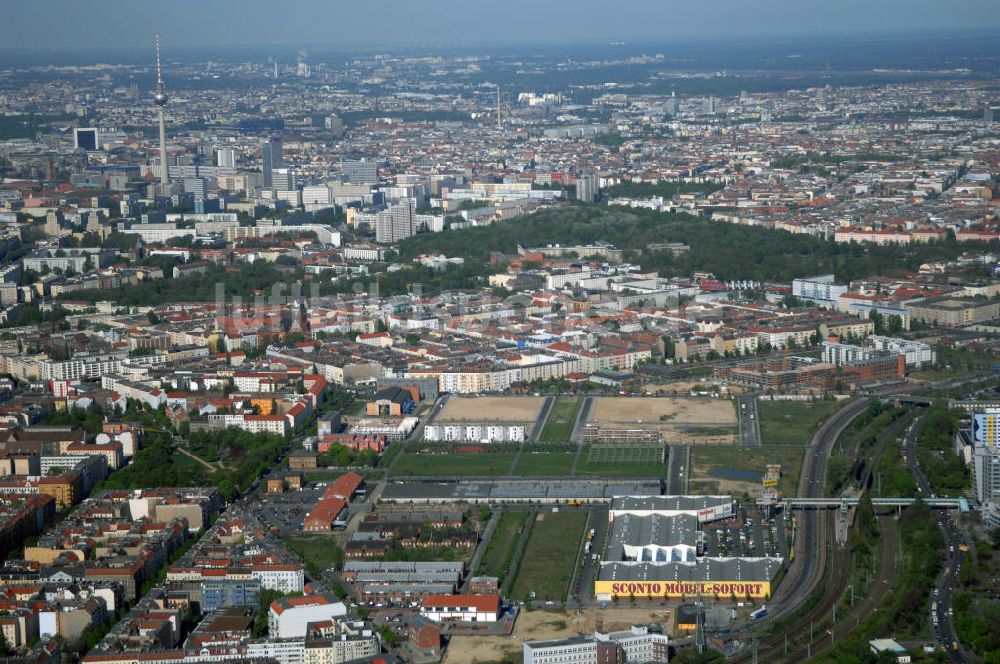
569;397;594;475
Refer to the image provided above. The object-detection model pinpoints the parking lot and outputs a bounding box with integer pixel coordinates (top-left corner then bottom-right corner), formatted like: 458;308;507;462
572;506;607;602
700;505;786;559
257;487;325;536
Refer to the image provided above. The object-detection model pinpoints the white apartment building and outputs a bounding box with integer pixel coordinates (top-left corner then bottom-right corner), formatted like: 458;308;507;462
247;639;305;664
792;275;848;307
375;198;417;244
303;622;380;664
37;354;126;381
243;415;289;436
252;565;305;594
119;224;197;244
268;596;347;639
423;423;526;443
822;340;875;366
867;335;936;368
341;246;386;262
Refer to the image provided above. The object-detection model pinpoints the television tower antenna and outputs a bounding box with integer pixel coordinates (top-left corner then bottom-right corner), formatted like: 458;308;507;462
153;35;170;187
497;85;502;131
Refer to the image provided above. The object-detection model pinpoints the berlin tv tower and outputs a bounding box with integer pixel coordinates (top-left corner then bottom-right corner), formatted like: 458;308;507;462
153;35;170;189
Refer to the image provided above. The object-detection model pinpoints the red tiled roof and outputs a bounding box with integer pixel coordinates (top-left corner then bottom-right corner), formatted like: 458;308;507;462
270;594;335;615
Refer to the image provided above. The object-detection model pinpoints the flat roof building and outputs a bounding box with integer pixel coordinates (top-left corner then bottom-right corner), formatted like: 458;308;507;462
606;513;702;563
598;496;781;601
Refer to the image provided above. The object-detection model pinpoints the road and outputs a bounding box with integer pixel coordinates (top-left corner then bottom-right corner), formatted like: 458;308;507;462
735;393;760;446
571;505;609;603
750;372;995;633
903;413;971;662
666;444;689;494
570;396;593;442
770;397;870;611
461;509;501;592
568;397;594;475
732;400;914;662
529;395;556;442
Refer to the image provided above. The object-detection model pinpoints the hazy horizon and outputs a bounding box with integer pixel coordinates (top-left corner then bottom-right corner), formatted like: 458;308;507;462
3;0;1000;53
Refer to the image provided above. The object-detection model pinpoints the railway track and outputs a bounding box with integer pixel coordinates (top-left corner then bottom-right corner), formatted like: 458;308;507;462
743;409;916;661
781;514;899;661
716;375;993;661
730;511;847;663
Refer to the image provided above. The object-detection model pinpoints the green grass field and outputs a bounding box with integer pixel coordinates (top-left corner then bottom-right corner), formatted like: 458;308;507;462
538;397;581;443
757;398;846;445
907;367;973;383
284;535;344;576
575;443;665;477
513;450;576;476
477;511;529;581
586;443;664;465
690;445;804;497
379;442;404;467
511;511;588;602
389;452;517;477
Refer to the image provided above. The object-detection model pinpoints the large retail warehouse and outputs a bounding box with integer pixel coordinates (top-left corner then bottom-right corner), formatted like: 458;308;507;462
595;495;783;601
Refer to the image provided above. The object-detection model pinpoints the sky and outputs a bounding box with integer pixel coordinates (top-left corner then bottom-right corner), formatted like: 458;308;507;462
3;0;1000;51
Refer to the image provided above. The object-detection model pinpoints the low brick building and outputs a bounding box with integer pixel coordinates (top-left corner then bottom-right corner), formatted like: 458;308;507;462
288;449;318;470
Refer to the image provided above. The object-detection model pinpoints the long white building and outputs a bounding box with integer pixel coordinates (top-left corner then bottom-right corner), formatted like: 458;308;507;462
423;423;525;443
866;335;936;368
524;625;669;664
792;274;847;308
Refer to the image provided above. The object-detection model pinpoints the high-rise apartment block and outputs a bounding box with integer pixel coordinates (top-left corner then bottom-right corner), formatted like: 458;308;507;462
972;409;1000;529
271;168;296;192
261;139;284;188
576;173;598;204
216;148;235;169
340;159;379;185
375;198;417;244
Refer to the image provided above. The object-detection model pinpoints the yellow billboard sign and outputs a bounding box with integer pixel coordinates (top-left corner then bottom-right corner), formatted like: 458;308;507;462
763;478;778;488
595;580;770;599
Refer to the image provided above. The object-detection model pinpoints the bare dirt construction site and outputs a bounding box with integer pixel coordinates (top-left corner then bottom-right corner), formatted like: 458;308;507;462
437;396;545;423
443;607;675;664
643;380;750;395
590;397;738;444
687;471;760;496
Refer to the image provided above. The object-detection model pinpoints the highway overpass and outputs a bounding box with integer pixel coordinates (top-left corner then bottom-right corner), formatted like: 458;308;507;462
786;496;970;511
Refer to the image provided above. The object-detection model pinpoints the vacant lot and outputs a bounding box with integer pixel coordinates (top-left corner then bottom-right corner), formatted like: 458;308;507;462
538;397;580;443
510;511;588;602
477;511;529;581
390;451;517;477
757;398;846;446
590;397;736;444
689;445;804;497
643;381;750;395
443;607;675;664
284;534;344;576
592;397;736;425
437;396;544;423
